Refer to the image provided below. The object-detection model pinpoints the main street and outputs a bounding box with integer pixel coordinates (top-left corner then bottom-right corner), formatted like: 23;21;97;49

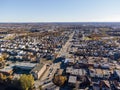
57;31;74;58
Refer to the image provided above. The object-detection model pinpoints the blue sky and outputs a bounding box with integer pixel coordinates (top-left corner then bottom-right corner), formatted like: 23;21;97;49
0;0;120;22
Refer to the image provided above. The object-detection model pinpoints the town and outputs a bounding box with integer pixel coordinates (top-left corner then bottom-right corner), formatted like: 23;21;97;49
0;23;120;90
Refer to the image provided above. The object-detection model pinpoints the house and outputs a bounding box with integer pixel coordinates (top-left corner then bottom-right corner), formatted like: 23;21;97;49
68;75;77;87
93;80;111;90
114;70;120;81
100;64;110;69
89;69;96;78
89;69;104;78
113;80;120;90
102;70;110;79
99;80;111;90
66;58;75;66
0;66;13;75
66;67;86;76
95;69;104;78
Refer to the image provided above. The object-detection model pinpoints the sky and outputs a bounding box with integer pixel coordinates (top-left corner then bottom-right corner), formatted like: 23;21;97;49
0;0;120;22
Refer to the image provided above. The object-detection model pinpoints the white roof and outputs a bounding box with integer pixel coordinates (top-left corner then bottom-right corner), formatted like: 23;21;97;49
68;76;77;84
15;62;36;69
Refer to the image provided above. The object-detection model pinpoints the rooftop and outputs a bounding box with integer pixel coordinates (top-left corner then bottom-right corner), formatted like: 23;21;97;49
30;63;45;73
68;75;77;84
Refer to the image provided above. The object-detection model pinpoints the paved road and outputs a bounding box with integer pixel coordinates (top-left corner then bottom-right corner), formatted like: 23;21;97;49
57;31;74;58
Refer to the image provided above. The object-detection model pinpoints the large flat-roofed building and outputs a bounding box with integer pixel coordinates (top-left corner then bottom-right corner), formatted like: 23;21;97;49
30;64;47;80
14;62;36;70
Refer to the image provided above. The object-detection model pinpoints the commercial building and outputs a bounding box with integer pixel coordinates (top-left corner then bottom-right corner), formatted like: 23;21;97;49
14;62;36;70
30;64;47;79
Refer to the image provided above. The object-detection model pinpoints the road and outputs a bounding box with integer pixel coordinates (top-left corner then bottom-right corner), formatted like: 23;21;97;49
57;31;74;58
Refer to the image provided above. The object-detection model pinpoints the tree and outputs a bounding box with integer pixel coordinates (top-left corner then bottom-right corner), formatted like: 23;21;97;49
39;86;42;90
0;73;7;83
19;74;34;90
53;75;67;86
0;55;5;69
0;56;4;61
2;53;9;60
7;75;13;84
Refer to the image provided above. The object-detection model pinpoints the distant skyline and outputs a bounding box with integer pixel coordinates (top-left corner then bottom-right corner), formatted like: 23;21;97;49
0;0;120;22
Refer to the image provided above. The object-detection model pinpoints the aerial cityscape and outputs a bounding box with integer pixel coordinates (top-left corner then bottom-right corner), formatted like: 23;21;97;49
1;0;120;90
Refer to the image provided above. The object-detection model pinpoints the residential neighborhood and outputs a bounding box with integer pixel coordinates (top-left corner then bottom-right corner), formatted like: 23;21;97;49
0;23;120;90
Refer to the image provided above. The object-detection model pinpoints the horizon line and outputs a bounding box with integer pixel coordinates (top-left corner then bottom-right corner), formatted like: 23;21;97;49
0;21;120;24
